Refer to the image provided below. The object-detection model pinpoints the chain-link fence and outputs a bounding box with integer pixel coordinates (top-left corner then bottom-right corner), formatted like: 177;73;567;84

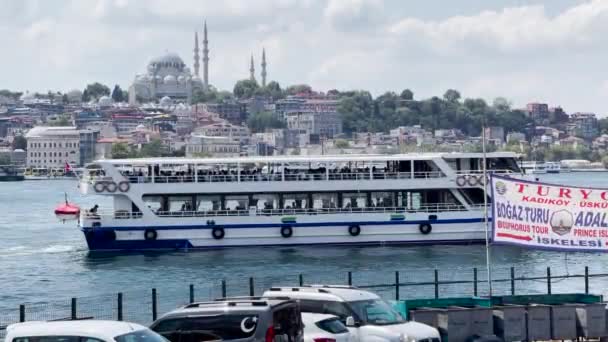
1;265;606;338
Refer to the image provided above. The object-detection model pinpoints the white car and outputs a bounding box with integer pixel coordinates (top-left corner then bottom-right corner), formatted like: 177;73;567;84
302;313;353;342
264;285;440;342
5;320;167;342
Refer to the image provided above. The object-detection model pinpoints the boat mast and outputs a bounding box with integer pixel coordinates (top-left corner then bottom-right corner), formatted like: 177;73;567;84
482;122;493;296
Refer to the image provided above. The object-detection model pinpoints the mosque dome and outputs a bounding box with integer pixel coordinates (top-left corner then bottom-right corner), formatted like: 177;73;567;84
148;52;186;70
177;75;186;83
164;75;176;84
20;92;35;101
135;124;146;132
98;95;112;107
160;96;173;106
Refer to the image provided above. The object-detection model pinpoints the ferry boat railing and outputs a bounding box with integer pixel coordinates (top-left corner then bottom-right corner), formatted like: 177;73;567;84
83;204;484;220
121;171;446;184
454;169;518;175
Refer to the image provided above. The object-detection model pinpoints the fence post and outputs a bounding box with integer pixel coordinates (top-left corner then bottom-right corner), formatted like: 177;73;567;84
395;271;400;301
152;288;157;321
117;293;123;321
299;274;304;286
71;298;77;320
473;268;478;296
510;267;515;295
348;272;352;286
546;267;551;295
434;269;439;299
249;277;255;296
221;280;227;298
189;284;194;303
19;304;25;322
585;266;589;295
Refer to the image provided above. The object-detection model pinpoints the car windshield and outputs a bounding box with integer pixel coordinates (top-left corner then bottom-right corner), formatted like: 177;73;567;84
115;329;168;342
348;299;405;325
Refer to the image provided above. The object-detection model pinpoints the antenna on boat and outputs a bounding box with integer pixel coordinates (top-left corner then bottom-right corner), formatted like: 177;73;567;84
482;121;493;296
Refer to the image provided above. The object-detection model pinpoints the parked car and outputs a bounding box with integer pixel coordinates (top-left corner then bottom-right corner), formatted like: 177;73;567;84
301;313;352;342
5;320;166;342
264;286;440;342
149;297;304;342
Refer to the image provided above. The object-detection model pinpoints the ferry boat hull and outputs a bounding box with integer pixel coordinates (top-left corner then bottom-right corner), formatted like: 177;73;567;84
80;211;487;251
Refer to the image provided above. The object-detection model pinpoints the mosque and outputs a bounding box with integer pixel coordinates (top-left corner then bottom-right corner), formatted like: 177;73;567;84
128;21;268;105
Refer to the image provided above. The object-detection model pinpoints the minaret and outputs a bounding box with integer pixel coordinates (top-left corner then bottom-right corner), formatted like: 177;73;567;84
202;20;209;89
193;31;200;77
261;48;267;87
249;54;256;81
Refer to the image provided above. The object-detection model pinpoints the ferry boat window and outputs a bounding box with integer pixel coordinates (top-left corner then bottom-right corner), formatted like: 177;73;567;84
224;195;249;210
283;193;309;209
168;195;194;212
413;160;441;178
371;192;395;207
488;157;521;173
458;188;487;205
342;193;367;209
252;193;279;210
143;195;163;212
398;160;412;173
312;193;338;209
196;195;221;211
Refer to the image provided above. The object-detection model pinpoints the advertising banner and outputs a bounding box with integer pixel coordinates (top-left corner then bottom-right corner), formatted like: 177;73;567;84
491;174;608;252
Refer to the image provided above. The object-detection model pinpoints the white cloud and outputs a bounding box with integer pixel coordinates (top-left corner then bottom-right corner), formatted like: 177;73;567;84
323;0;383;31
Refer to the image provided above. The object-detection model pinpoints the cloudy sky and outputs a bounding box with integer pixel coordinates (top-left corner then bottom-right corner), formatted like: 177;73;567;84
2;0;608;114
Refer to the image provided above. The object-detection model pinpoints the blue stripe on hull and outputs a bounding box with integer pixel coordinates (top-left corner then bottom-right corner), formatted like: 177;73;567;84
86;238;486;253
83;218;486;231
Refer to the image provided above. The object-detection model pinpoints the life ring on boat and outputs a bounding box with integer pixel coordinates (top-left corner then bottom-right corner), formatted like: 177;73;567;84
94;182;106;193
467;175;480;186
118;181;130;192
456;175;467;187
348;225;361;236
419;223;432;235
281;226;293;238
144;229;157;241
212;227;225;239
106;182;117;193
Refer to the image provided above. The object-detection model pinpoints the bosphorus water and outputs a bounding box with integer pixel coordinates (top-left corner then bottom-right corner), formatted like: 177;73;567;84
2;172;608;313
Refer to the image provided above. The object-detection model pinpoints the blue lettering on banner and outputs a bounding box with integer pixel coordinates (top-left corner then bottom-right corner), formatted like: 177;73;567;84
495;201;549;224
537;236;602;248
575;212;608;228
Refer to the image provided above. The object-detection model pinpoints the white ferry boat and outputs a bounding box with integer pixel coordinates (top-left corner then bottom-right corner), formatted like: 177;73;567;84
78;152;523;252
521;161;547;174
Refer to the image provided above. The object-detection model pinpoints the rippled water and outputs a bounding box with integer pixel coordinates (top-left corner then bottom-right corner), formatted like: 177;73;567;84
2;173;608;313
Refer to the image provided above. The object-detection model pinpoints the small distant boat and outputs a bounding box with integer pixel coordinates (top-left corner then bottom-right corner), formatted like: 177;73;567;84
55;193;80;219
521;161;547;174
0;165;25;181
544;162;561;174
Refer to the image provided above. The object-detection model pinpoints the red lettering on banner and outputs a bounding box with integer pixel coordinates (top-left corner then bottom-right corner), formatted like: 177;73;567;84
601;192;608;201
537;186;549;196
581;189;592;200
516;183;527;193
559;188;571;198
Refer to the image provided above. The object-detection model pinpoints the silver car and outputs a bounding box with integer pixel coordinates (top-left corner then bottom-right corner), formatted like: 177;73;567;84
150;297;304;342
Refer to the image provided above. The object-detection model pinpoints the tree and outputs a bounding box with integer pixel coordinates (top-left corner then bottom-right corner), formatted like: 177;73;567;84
0;89;22;100
233;79;259;99
337;91;374;134
139;139;168;157
62;94;69;104
0;154;10;165
334;139;350;149
84;82;111;100
265;81;284;100
247;111;286;133
81;89;91;102
400;89;414;100
12;135;27;151
111;85;124;103
48;115;71;127
443;89;461;103
285;84;312;95
111;143;133;159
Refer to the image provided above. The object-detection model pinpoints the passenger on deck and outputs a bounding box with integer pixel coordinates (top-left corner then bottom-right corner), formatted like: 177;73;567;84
90;204;99;213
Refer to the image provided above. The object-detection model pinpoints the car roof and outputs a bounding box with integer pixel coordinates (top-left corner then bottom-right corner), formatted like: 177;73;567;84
159;297;296;318
264;285;379;302
6;320;146;340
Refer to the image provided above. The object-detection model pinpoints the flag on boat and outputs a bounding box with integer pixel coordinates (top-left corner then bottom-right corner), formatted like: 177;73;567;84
491;174;608;252
64;162;72;173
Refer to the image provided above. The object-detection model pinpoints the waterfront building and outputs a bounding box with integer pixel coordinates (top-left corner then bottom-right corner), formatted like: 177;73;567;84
286;111;342;138
526;102;550;122
506;132;526;143
201;101;247;124
484;126;505;143
111;113;146;136
25;126;80;168
196;122;250;144
79;129;100;166
567;112;599;140
185;134;241;157
0;148;26;165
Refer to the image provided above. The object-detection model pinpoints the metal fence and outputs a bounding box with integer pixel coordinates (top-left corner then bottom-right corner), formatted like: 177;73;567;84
1;265;606;337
